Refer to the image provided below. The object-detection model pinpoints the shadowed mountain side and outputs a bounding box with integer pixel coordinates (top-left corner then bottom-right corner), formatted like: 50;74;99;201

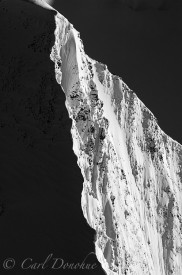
0;1;104;274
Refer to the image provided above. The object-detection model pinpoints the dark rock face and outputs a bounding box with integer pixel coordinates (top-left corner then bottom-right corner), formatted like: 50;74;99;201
0;1;104;274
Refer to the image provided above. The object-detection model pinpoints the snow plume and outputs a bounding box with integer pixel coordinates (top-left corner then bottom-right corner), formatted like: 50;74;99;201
50;10;182;275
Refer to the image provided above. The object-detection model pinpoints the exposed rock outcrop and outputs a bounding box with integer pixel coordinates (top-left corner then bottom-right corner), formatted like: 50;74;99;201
0;1;182;274
50;3;182;275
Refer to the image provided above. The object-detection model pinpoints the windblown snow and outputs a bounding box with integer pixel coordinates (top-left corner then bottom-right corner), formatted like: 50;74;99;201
50;9;182;275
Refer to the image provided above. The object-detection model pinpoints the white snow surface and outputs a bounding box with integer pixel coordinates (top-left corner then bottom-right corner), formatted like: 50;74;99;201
50;9;182;275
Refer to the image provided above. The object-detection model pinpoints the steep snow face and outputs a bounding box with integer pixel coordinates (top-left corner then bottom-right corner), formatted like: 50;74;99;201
50;11;182;275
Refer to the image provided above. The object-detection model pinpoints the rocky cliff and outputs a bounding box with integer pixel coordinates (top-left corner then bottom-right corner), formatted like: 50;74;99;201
50;4;182;275
1;0;182;275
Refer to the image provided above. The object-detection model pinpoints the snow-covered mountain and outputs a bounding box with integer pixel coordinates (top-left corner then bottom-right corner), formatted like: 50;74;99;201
50;4;182;275
1;0;182;274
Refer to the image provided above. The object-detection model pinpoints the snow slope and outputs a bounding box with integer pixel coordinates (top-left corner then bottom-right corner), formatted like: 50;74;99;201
1;0;181;274
50;5;182;275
